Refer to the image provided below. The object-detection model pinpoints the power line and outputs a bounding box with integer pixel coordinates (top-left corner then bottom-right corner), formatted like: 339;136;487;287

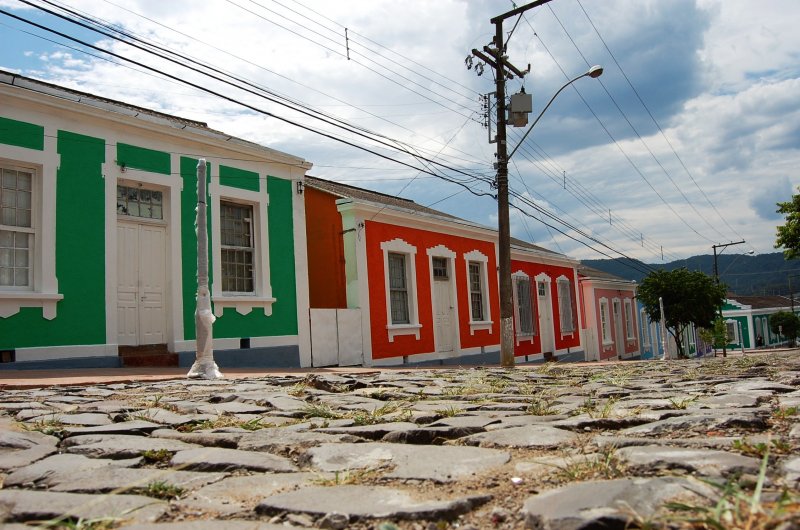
517;10;717;248
575;0;745;243
547;2;729;243
4;3;667;272
90;0;492;168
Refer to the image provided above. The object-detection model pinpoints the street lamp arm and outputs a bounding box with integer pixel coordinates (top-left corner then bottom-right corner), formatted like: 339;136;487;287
508;66;602;160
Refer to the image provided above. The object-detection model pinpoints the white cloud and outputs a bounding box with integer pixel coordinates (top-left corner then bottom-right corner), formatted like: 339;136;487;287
0;0;798;266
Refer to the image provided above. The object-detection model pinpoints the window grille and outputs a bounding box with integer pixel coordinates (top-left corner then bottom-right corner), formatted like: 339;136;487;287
557;279;575;332
220;201;254;293
432;257;448;280
514;276;535;336
469;261;484;321
0;166;33;288
600;301;610;342
388;253;410;324
116;185;163;220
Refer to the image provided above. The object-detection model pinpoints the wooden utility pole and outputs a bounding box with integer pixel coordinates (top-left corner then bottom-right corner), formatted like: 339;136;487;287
472;0;554;367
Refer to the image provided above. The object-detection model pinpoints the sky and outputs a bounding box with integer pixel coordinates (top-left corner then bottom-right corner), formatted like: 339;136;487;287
1;0;799;266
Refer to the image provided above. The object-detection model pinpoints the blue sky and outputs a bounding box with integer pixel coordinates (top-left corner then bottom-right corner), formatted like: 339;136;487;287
2;0;799;265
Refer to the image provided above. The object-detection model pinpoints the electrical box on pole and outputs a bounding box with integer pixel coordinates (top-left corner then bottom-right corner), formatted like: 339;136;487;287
509;91;532;127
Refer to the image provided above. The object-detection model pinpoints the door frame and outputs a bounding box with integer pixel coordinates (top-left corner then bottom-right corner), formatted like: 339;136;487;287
613;298;624;357
535;273;554;355
427;245;458;356
117;219;168;345
106;161;182;352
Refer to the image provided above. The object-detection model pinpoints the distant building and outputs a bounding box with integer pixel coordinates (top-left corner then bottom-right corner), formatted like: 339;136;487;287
722;295;795;350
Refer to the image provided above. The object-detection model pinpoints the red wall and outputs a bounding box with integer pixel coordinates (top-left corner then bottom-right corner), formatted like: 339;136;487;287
305;187;347;309
510;261;581;357
593;288;638;359
366;221;500;359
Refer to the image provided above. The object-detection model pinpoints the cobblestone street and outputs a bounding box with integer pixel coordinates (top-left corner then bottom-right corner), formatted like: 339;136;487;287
1;352;799;529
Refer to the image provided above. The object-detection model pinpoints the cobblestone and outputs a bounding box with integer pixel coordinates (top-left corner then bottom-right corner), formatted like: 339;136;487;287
1;352;799;528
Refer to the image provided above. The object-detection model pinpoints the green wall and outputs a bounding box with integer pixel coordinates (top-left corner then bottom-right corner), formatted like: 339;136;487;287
725;315;750;349
180;160;297;340
117;143;170;175
0;116;298;351
0;117;44;151
0;127;106;348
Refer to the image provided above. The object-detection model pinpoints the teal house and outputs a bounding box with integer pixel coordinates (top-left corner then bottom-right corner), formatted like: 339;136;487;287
0;71;312;369
721;295;795;350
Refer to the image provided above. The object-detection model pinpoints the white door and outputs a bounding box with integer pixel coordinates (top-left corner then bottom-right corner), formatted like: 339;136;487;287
434;276;454;353
537;281;554;354
117;221;167;345
613;300;624;356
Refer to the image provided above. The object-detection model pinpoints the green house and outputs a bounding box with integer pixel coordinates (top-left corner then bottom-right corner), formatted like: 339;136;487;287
721;295;796;350
0;71;312;369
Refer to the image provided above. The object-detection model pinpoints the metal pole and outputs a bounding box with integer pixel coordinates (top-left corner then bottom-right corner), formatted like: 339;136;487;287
738;321;745;355
713;245;727;358
187;158;222;379
659;296;668;360
494;20;514;368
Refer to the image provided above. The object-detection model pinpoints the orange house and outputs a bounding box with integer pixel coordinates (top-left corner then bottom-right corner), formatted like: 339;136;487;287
305;176;584;366
578;266;639;361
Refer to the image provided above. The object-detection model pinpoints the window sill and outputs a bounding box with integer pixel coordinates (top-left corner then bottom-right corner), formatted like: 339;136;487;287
469;320;493;335
212;295;276;317
515;333;535;346
0;292;63;320
386;323;422;342
602;340;614;346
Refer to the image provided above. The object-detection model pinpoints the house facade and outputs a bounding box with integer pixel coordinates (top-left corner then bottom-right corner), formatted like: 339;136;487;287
0;71;312;369
578;266;639;361
304;176;583;366
721;295;795;350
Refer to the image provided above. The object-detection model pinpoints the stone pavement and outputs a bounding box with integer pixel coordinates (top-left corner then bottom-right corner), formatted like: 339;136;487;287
1;353;799;529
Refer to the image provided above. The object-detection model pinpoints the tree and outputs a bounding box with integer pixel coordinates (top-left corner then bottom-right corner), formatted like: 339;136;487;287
769;311;800;346
637;268;726;358
698;316;727;356
775;188;800;259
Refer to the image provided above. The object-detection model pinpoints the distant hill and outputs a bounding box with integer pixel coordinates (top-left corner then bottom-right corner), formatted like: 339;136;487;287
582;252;800;296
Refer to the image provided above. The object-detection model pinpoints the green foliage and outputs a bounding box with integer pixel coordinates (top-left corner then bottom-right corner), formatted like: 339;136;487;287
698;317;727;353
776;187;800;259
637;268;725;358
142;480;185;500
768;311;800;345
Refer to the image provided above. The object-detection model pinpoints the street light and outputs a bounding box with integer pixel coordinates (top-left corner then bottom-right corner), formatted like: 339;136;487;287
712;240;747;357
508;66;603;160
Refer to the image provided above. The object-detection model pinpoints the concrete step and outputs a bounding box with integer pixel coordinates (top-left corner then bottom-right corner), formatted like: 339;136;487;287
119;344;178;368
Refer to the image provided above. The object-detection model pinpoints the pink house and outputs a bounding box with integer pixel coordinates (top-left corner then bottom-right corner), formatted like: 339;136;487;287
578;266;639;361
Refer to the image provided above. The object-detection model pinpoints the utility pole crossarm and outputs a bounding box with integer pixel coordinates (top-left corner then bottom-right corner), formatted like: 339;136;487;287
471;49;499;70
491;0;555;24
482;46;529;78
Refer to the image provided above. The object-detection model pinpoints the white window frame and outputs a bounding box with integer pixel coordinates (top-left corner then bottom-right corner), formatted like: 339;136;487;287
219;200;256;295
725;319;739;344
556;275;575;335
0;151;61;320
512;271;535;343
210;178;274;317
624;299;635;340
381;238;421;342
464;250;492;334
1;163;35;290
599;297;612;345
388;252;410;324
